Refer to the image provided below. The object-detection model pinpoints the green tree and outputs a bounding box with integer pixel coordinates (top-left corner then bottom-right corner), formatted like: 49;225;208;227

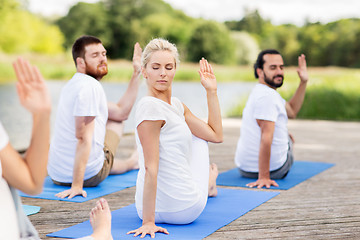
57;0;194;59
187;20;235;64
56;2;111;49
0;0;17;15
261;24;301;65
298;23;334;66
0;3;64;54
103;0;176;59
296;19;360;67
0;0;18;49
325;19;360;67
225;9;271;38
132;13;194;58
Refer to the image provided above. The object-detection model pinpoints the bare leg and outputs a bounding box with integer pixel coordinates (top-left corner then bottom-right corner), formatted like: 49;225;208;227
110;149;139;175
105;120;138;174
90;198;113;240
208;163;218;197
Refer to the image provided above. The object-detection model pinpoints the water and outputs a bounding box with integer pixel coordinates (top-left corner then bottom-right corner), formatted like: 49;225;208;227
0;80;255;149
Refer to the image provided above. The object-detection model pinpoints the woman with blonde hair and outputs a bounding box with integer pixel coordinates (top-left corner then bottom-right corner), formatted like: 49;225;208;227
128;38;223;238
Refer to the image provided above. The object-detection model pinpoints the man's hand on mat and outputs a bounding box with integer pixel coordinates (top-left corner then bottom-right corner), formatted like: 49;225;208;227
55;186;87;199
127;222;169;238
246;178;279;189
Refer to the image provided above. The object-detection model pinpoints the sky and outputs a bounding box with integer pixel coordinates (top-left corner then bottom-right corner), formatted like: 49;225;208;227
27;0;360;26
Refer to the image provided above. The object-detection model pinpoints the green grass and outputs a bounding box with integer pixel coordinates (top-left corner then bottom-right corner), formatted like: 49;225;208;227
0;53;75;83
0;62;14;84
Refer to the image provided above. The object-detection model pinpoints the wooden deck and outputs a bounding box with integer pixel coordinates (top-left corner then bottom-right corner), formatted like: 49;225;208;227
22;119;360;239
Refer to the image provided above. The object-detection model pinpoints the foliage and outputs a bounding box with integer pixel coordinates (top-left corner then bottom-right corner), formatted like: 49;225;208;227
0;0;17;15
294;87;360;120
321;19;360;67
298;19;360;67
226;9;360;67
225;9;271;38
103;0;186;59
297;23;334;66
56;0;237;64
187;20;235;64
0;0;64;54
261;24;301;65
132;12;194;59
231;31;260;65
3;0;360;68
57;0;196;60
56;2;111;49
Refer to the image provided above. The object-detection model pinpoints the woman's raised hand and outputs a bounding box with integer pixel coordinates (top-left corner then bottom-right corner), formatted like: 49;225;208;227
198;57;217;92
12;57;51;115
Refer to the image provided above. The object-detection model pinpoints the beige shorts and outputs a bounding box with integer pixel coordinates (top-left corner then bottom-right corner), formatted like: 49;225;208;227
52;129;120;187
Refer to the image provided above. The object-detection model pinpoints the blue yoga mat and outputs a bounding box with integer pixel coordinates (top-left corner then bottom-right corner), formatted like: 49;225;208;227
20;170;138;203
217;161;334;190
47;188;279;239
23;205;41;216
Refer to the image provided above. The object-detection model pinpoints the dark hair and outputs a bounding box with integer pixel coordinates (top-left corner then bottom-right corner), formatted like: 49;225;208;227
254;49;281;78
72;35;102;66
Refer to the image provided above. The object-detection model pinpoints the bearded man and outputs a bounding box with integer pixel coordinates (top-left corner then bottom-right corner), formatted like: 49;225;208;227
48;35;141;198
234;49;309;188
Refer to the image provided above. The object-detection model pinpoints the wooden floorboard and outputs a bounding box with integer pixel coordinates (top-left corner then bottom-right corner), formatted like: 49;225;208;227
22;119;360;239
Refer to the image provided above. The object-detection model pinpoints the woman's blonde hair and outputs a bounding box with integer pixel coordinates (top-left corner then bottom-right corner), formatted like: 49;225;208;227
141;38;180;68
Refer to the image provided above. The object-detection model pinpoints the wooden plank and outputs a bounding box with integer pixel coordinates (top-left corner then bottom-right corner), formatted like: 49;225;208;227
22;119;360;239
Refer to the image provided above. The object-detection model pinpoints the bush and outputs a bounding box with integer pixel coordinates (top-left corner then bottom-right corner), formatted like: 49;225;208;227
187;20;235;64
231;31;260;65
289;87;360;120
0;9;64;54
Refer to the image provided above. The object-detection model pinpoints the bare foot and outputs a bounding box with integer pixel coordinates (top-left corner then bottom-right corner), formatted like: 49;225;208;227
208;163;218;197
90;198;113;240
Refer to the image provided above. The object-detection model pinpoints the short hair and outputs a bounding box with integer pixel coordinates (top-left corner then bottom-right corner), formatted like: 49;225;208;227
72;35;102;66
254;49;281;78
141;38;180;68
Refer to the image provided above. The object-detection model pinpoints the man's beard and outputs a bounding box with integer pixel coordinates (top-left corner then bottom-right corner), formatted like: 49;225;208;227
264;72;284;88
85;62;108;80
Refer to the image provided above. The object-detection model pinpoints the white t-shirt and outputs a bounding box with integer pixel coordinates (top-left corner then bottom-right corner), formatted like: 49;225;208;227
235;83;288;172
134;96;200;213
0;122;20;239
0;122;9;176
48;73;108;183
